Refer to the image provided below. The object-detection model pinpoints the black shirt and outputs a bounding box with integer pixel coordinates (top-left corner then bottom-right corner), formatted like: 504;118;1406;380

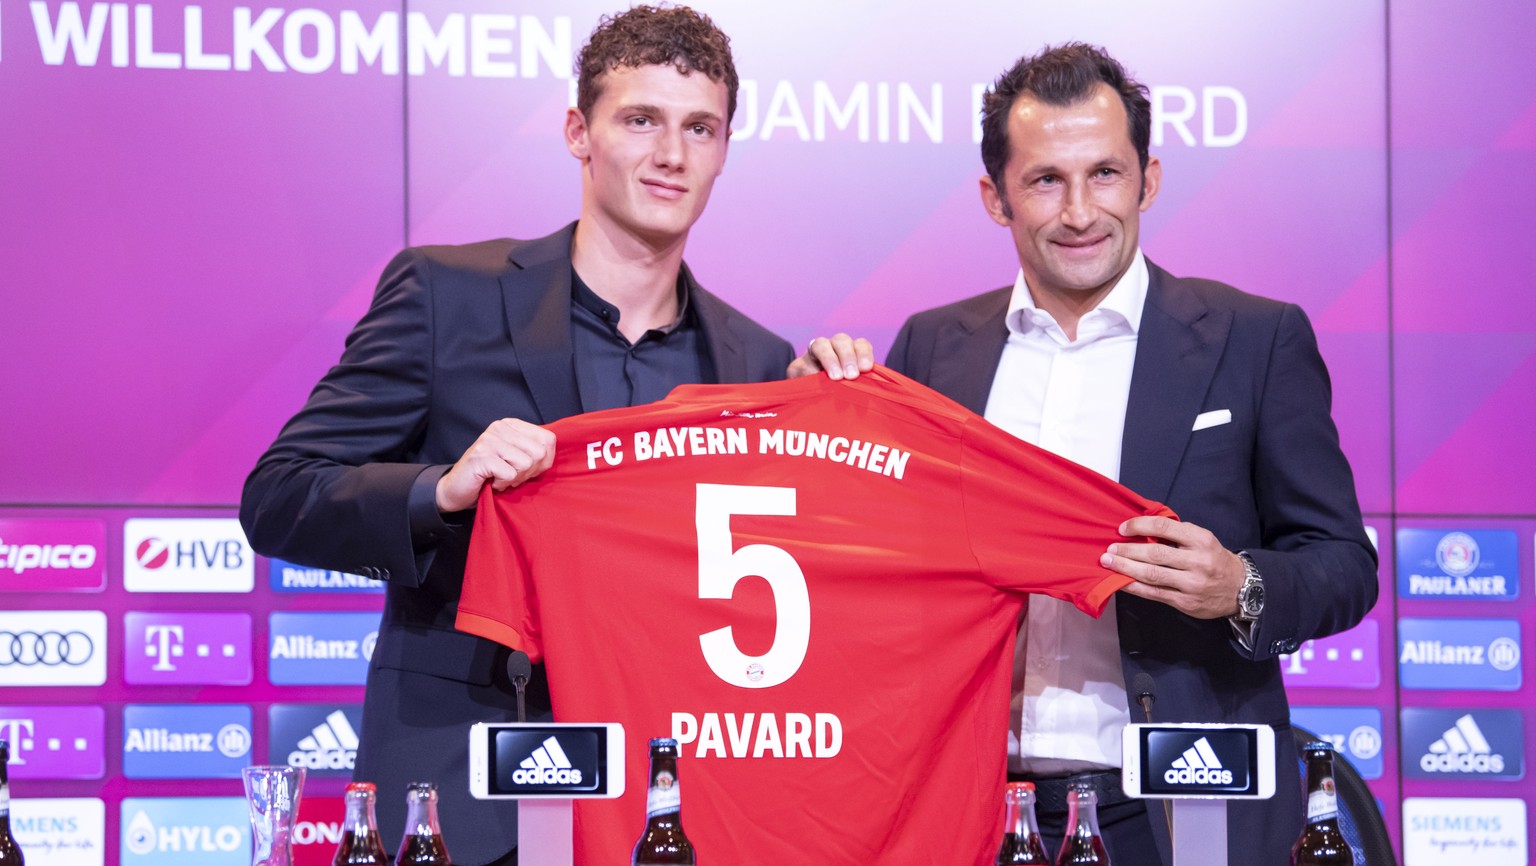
569;267;713;412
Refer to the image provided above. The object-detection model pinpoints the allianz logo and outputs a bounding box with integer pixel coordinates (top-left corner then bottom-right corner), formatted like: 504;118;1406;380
1163;737;1234;786
1421;714;1507;774
126;723;251;758
512;736;584;785
287;710;359;770
271;632;377;660
1399;637;1520;671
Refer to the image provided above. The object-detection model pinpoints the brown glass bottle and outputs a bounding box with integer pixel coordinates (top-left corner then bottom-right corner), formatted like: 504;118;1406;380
0;740;24;866
1292;742;1354;866
996;781;1050;864
395;782;451;865
333;782;388;865
1054;782;1109;865
632;738;696;866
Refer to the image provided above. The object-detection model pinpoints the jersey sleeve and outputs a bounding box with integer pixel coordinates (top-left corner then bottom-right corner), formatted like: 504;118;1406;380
456;483;547;662
959;413;1175;616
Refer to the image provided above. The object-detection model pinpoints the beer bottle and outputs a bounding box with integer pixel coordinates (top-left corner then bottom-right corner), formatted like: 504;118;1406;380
996;781;1050;864
632;738;696;866
1054;781;1109;865
333;782;388;865
1292;742;1354;866
395;782;451;865
0;740;24;866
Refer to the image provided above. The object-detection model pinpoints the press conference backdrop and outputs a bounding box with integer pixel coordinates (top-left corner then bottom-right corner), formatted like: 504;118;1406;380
0;0;1532;863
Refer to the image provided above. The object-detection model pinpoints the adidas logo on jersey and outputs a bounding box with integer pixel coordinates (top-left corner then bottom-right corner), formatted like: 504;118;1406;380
1163;737;1235;785
512;735;584;785
1421;714;1505;774
288;710;359;770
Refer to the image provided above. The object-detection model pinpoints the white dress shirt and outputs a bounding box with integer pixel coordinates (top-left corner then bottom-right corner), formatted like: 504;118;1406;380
984;252;1149;775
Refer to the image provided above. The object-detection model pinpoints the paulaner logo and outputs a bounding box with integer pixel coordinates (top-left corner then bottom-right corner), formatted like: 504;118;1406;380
512;736;584;785
1163;737;1234;786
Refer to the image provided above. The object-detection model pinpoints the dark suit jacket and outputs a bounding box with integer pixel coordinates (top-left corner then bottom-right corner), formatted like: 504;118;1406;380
886;261;1378;866
240;223;794;865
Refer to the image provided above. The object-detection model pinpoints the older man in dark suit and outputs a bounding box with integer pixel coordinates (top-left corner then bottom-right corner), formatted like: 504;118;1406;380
241;7;868;864
887;44;1377;866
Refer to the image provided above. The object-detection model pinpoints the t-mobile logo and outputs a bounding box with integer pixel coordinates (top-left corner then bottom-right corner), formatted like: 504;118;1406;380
145;625;185;671
0;718;35;764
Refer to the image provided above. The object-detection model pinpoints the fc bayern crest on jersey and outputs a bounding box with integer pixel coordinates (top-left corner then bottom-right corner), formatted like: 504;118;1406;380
1435;533;1479;578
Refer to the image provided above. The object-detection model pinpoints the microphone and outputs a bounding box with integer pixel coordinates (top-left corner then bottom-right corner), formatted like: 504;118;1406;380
506;651;532;722
1132;672;1156;721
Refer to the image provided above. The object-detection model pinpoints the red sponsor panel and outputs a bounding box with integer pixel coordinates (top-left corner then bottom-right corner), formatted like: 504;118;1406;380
0;518;107;592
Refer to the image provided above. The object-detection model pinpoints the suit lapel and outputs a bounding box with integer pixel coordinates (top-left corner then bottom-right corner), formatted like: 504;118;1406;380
1119;262;1231;503
933;288;1011;415
688;264;750;384
500;224;584;422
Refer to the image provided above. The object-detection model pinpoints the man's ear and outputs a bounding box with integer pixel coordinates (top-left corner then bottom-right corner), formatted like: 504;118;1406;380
980;174;1011;226
565;108;590;161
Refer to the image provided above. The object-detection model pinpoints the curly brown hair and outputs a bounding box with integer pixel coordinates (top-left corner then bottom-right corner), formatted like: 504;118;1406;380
575;5;739;123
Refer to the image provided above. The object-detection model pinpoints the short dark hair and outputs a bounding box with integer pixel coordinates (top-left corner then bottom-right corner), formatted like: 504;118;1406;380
980;43;1151;198
575;5;739;124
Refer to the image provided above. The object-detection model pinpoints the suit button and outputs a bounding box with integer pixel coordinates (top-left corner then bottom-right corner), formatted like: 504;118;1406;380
378;569;390;579
1272;638;1299;655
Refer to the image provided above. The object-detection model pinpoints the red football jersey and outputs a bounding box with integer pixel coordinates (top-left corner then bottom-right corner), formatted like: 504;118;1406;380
458;366;1174;865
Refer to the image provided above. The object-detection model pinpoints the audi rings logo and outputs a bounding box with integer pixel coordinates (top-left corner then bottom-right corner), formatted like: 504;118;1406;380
0;629;96;666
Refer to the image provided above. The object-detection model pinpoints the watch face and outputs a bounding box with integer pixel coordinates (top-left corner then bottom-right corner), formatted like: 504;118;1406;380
1241;583;1265;617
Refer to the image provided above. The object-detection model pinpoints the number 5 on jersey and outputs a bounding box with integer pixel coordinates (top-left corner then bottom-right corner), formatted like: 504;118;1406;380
695;484;810;689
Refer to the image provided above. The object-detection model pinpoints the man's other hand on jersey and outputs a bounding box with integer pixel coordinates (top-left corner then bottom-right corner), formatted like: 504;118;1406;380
788;333;876;380
436;418;557;513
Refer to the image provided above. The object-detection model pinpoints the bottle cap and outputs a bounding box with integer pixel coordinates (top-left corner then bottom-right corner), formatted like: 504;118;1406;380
1006;781;1036;792
345;782;378;794
1302;741;1335;754
649;737;680;748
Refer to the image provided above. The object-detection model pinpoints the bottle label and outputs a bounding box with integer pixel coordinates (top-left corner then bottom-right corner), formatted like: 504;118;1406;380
0;781;9;816
1306;780;1338;823
645;777;681;818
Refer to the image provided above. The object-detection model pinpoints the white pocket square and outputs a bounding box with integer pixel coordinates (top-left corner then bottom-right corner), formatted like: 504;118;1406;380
1192;409;1232;431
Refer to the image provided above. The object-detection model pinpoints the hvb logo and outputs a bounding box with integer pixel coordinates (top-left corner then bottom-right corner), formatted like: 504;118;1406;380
124;612;252;686
123;518;253;592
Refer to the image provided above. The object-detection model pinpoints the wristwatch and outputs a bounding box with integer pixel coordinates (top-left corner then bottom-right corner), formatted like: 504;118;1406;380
1233;552;1264;623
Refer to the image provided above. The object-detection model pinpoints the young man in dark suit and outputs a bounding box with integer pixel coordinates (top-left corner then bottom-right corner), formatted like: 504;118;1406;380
886;44;1377;866
241;7;868;864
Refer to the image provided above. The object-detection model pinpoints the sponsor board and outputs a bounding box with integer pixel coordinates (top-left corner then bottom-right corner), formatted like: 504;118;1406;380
8;797;106;866
119;798;249;865
122;704;253;779
0;610;107;687
123;518;253;592
1403;797;1526;866
291;796;345;866
1398;618;1521;690
268;557;383;593
269;704;363;778
1289;706;1384;780
1281;619;1380;688
1400;708;1523;780
123;611;252;685
0;705;105;780
0;518;106;592
267;612;378;685
1397;528;1518;600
